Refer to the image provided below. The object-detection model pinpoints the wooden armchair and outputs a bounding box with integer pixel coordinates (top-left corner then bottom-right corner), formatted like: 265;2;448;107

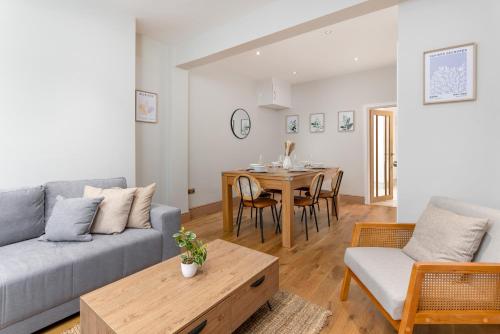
340;221;500;334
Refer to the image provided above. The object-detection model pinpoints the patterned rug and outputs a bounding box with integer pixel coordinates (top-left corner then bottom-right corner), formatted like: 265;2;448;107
63;290;331;334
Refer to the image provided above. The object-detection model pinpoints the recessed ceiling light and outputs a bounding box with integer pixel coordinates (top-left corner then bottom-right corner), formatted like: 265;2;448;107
354;57;359;62
256;50;261;56
324;30;333;35
292;71;297;75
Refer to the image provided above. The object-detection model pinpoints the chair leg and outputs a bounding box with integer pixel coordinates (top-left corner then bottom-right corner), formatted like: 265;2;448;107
339;268;352;301
235;200;242;226
273;205;281;234
303;207;309;241
325;198;330;227
270;204;276;226
236;202;244;237
254;208;258;228
301;207;305;222
333;196;338;219
259;208;265;243
312;205;319;232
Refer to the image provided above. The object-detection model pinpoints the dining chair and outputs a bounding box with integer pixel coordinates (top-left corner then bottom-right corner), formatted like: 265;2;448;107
293;173;325;241
233;174;281;243
307;170;343;226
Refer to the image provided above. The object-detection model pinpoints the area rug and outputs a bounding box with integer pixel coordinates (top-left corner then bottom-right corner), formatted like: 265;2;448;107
63;290;331;334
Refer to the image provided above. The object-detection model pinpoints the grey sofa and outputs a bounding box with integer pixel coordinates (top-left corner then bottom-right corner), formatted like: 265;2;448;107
0;177;181;334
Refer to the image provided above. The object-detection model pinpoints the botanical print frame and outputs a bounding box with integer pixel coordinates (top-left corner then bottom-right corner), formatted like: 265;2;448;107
309;113;325;133
286;115;299;134
135;90;158;123
338;111;354;132
423;43;476;105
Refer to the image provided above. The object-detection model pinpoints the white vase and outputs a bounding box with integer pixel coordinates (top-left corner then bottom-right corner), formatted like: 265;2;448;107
181;262;198;278
283;155;292;169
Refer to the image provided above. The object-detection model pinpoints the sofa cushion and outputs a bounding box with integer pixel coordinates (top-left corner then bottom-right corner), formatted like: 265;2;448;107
429;196;500;263
44;177;127;222
39;195;104;242
344;247;415;320
84;186;136;234
403;204;488;262
128;183;156;228
0;229;162;330
0;186;45;247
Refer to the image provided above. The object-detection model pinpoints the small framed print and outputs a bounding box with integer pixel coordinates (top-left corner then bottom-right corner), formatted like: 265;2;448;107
286;115;299;134
338;111;354;132
309;113;325;133
135;90;158;123
423;43;477;104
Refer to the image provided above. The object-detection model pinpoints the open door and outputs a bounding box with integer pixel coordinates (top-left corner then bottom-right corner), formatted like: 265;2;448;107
370;108;395;203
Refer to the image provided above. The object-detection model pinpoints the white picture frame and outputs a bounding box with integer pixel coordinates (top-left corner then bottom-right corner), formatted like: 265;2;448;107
423;43;476;104
338;111;354;132
286;115;299;134
135;90;158;123
309;113;325;133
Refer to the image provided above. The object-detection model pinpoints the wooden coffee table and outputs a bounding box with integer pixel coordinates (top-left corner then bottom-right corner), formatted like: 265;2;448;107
80;239;279;334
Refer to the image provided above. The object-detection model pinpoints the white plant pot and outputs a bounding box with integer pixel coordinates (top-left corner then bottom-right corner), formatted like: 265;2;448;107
181;262;198;278
283;155;292;170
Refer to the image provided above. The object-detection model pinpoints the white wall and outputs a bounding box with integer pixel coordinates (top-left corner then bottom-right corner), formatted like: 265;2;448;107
136;35;171;203
135;35;190;213
283;65;397;197
0;1;136;187
398;0;500;220
189;67;282;208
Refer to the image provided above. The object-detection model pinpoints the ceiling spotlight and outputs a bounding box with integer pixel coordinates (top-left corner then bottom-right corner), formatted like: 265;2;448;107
324;30;333;35
354;57;359;62
292;71;297;75
256;50;261;56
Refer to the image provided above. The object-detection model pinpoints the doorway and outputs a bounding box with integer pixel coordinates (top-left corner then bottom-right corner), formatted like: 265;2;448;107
369;107;397;207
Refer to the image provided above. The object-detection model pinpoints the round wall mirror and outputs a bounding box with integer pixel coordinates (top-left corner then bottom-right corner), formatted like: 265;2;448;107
230;108;251;139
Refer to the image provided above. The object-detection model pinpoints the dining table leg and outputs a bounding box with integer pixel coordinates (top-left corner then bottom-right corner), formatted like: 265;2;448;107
222;175;233;232
281;182;294;248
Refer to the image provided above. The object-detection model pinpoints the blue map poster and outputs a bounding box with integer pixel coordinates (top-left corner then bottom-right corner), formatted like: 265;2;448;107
424;44;476;104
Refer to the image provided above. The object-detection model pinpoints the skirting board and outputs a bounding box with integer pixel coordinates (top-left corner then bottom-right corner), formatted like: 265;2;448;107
186;194;364;221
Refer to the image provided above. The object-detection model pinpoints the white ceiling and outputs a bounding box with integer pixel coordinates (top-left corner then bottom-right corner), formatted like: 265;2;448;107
102;0;277;43
196;6;398;84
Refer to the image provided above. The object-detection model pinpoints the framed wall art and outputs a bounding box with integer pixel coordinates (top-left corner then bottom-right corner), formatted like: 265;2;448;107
423;43;476;104
135;90;158;123
338;111;354;132
286;115;299;134
309;113;325;133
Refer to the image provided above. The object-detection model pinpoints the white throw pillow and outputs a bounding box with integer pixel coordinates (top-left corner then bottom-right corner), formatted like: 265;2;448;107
84;186;136;234
127;183;156;228
403;204;488;262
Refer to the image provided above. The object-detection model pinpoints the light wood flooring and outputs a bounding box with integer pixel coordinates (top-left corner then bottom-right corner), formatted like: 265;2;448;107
40;197;499;334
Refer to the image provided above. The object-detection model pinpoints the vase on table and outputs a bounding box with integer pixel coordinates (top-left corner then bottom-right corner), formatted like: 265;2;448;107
283;155;292;169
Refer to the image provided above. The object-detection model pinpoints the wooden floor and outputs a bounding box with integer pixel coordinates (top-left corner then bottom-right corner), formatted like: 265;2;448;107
40;197;499;334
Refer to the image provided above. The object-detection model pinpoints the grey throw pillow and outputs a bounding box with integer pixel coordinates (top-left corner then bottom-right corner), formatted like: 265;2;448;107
39;195;103;242
403;204;488;262
0;186;45;246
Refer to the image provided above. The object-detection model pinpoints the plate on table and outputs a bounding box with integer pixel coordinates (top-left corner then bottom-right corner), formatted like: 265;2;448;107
289;167;306;172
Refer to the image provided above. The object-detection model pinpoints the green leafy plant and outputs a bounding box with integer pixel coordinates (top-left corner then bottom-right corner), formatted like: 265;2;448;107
172;227;207;266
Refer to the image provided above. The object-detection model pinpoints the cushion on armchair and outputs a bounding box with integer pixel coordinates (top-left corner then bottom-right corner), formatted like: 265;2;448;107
344;247;415;320
403;204;488;262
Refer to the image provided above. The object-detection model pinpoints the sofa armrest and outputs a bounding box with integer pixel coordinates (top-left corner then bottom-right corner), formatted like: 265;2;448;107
150;203;181;260
399;262;500;331
350;222;415;248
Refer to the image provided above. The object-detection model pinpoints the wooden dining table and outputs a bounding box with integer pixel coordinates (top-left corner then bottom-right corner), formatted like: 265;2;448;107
221;167;339;248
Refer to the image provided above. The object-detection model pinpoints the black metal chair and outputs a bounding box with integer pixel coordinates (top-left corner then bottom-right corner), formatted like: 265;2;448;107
234;174;281;243
293;173;325;241
306;170;343;226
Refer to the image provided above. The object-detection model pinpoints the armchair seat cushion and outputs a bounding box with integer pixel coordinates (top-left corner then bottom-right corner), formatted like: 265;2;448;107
344;247;415;320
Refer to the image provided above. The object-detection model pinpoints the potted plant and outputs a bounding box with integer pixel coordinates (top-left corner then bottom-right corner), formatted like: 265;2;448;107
172;227;207;278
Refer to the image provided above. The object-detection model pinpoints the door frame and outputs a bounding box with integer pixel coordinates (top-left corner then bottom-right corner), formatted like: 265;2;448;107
362;103;397;205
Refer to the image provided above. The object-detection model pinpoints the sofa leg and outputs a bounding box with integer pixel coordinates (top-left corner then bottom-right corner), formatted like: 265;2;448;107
340;268;352;301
